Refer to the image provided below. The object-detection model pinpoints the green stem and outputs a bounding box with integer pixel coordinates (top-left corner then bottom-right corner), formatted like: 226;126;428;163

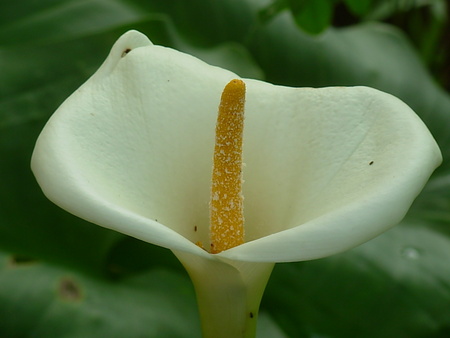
173;250;274;338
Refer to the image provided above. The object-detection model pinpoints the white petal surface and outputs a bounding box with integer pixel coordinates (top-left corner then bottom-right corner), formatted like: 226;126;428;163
32;30;441;263
227;83;442;261
32;30;233;258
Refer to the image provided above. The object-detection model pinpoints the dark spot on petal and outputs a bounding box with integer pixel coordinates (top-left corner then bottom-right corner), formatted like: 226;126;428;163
249;312;254;318
369;161;374;165
194;226;198;232
121;48;132;57
59;278;82;301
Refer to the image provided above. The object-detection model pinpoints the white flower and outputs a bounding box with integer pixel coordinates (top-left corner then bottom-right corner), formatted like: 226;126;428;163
31;30;442;338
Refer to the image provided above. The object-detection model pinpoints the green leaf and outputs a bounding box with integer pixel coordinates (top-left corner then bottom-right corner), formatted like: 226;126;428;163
344;0;373;16
258;0;290;25
264;222;450;337
0;250;201;337
288;0;334;34
124;0;257;46
0;0;148;46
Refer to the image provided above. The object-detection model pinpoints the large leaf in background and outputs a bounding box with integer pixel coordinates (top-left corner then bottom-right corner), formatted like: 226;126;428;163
0;251;201;337
288;0;334;34
0;0;449;337
0;0;148;46
266;221;450;337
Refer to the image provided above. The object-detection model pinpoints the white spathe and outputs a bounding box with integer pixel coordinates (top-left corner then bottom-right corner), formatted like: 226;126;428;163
31;30;442;264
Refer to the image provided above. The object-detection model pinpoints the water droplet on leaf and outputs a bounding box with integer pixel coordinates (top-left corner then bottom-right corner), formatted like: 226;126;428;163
401;246;422;260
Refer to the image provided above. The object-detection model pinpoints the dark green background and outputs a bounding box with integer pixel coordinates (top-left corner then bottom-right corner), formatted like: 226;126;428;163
1;1;449;337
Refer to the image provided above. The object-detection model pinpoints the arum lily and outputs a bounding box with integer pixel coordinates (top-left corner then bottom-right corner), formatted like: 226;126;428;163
31;30;441;338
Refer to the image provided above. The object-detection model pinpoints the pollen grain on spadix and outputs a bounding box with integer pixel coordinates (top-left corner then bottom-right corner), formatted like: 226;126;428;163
209;79;246;254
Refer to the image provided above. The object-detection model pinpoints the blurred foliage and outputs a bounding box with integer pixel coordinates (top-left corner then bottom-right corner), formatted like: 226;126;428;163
263;0;449;88
0;0;449;337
